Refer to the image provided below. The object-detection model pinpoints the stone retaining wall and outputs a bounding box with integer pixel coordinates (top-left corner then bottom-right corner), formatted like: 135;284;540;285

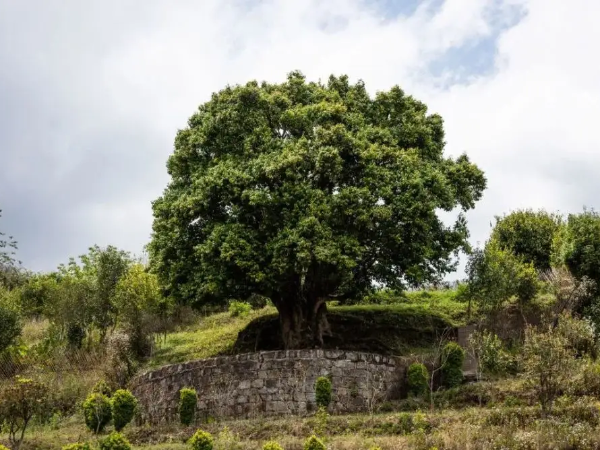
130;350;409;423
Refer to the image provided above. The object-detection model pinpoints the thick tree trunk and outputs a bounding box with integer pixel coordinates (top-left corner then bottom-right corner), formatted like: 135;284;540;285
276;297;331;349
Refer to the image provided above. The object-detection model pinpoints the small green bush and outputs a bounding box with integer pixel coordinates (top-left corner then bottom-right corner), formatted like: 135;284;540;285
304;435;326;450
179;387;197;426
441;342;464;388
91;379;113;397
62;443;92;450
99;432;132;450
189;429;213;450
111;389;138;431
315;376;332;409
82;392;112;434
397;412;414;434
407;363;429;396
228;301;251;317
262;441;284;450
0;445;10;450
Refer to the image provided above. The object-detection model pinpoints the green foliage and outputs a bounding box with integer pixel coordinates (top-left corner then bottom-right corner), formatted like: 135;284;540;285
0;446;9;450
228;301;252;318
304;435;326;450
262;441;284;450
111;389;137;432
441;342;464;388
0;376;49;449
179;387;198;426
468;330;510;376
556;312;597;358
62;443;93;450
491;209;562;272
0;209;18;269
522;323;578;413
0;298;21;353
92;380;113;397
407;363;429;396
99;432;132;450
553;209;600;292
82;392;112;434
148;71;486;348
315;376;332;409
188;429;213;450
466;241;540;312
114;263;171;358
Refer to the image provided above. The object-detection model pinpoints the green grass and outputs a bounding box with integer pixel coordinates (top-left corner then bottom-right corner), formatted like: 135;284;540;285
146;289;470;369
146;306;278;368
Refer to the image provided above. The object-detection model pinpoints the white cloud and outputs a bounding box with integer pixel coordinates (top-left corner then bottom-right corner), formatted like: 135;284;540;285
1;0;599;277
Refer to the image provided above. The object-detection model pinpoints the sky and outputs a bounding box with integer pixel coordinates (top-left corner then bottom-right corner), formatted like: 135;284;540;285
0;0;599;278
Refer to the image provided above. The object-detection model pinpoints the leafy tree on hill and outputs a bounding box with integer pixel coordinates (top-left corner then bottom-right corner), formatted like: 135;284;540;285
148;71;486;348
553;209;600;293
490;209;562;272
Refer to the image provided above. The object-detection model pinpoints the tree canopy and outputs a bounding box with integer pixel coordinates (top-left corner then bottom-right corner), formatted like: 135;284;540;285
490;209;562;272
148;71;486;348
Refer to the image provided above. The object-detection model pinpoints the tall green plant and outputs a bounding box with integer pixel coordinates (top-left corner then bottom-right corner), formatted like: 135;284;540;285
179;387;197;426
441;342;464;388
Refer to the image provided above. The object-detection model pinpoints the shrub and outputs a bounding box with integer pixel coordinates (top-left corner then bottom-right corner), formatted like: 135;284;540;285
0;376;49;450
441;342;464;388
188;429;213;450
99;432;132;450
523;324;577;414
0;301;21;353
83;392;112;434
398;412;414;434
91;379;113;397
263;441;284;450
304;435;326;450
315;376;332;409
0;446;9;450
228;301;251;317
407;363;429;396
111;389;137;431
179;387;197;426
468;330;509;378
104;331;138;389
62;443;93;450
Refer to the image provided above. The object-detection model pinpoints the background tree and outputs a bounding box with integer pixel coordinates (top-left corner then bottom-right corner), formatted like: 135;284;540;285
0;209;27;290
553;209;600;292
465;240;539;316
490;209;562;272
149;71;486;348
113;264;172;358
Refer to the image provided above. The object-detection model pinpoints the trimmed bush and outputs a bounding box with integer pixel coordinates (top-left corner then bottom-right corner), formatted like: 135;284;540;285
441;342;465;388
62;443;93;450
407;363;429;396
111;389;138;431
83;392;112;434
315;376;332;409
91;380;113;397
189;429;213;450
179;387;198;426
263;441;284;450
304;435;326;450
99;432;132;450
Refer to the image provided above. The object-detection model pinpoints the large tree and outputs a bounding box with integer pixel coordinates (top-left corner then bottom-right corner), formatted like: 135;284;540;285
148;72;486;348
